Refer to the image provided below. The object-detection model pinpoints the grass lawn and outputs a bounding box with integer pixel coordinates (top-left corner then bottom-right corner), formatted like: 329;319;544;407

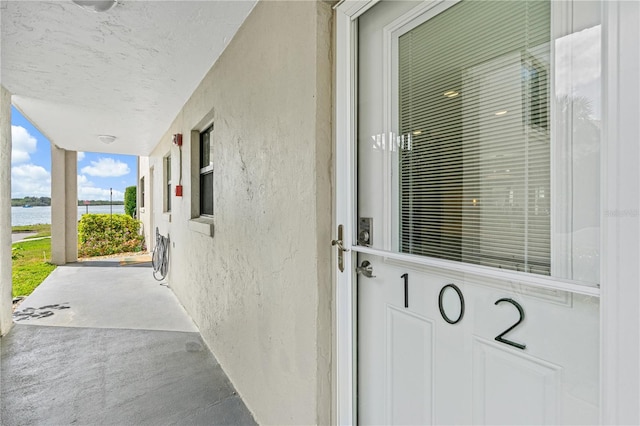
11;221;145;297
12;235;56;298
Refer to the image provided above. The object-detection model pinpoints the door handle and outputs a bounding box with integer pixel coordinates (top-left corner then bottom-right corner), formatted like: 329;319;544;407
333;224;349;272
331;239;349;253
356;260;376;278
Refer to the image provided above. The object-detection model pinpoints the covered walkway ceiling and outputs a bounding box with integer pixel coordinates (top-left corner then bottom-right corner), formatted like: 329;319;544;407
1;0;257;156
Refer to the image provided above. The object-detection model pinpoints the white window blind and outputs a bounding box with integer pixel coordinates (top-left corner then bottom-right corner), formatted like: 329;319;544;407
398;1;550;275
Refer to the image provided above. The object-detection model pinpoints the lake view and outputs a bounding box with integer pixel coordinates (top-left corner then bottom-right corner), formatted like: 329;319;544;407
12;205;126;226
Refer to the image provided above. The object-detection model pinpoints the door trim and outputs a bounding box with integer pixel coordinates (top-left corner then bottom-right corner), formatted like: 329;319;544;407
352;245;599;296
335;2;370;424
600;1;640;423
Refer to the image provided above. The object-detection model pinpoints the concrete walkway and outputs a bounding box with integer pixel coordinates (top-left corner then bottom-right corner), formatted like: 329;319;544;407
11;232;37;243
1;259;256;426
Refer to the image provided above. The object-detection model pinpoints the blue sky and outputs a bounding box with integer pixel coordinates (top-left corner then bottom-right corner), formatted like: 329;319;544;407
11;106;137;201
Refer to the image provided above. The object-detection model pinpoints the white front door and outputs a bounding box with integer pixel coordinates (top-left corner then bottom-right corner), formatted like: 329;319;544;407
352;1;602;424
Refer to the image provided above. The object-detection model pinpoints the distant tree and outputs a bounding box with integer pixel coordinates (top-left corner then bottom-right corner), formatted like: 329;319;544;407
124;186;137;218
11;196;51;207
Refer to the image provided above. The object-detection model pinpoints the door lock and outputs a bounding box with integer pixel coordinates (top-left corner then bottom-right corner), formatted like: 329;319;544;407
358;217;372;246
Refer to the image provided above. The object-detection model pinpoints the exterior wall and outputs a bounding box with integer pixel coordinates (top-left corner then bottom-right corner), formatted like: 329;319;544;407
0;85;13;336
145;2;333;424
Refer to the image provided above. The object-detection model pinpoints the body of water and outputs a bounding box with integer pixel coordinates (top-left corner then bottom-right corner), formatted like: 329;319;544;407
12;205;126;226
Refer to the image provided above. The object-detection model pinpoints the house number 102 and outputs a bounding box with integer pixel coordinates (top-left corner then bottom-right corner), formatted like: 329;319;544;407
400;274;527;350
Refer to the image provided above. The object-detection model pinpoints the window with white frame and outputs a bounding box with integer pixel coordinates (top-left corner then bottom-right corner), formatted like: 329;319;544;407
362;0;603;285
164;154;172;212
140;176;145;209
199;125;214;216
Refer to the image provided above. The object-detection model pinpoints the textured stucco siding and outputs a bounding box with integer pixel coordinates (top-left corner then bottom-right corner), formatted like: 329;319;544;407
146;2;333;424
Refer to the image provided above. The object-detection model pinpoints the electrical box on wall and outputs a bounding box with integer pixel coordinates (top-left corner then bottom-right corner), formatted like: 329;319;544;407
172;133;183;146
175;185;183;197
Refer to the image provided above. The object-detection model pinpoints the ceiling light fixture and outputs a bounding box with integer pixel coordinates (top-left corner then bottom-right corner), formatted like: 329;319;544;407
495;110;508;116
443;90;459;98
72;0;118;13
98;135;117;144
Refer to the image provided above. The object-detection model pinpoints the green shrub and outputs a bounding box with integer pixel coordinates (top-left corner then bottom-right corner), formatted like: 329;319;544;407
78;213;145;257
124;185;137;218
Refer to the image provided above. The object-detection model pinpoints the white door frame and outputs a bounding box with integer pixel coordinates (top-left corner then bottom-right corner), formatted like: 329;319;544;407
334;0;640;424
600;1;640;423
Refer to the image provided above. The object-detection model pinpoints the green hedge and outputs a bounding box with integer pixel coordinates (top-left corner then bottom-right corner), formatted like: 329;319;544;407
125;185;136;217
78;214;145;257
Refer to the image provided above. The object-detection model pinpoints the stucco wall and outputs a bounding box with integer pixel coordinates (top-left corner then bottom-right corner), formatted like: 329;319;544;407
146;2;333;424
0;85;13;336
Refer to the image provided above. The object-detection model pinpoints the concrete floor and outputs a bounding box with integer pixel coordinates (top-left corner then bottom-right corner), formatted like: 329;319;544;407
1;259;256;426
11;232;37;243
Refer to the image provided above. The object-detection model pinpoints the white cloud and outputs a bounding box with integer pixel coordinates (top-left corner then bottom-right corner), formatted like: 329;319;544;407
77;152;85;162
11;125;38;164
77;174;124;201
77;174;91;186
12;164;51;198
11;166;124;200
81;157;130;177
78;186;124;201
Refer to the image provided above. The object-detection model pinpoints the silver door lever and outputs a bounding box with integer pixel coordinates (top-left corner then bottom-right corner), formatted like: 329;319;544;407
356;260;376;278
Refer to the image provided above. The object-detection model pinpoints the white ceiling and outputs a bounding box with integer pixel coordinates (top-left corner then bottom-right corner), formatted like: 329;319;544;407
1;0;257;156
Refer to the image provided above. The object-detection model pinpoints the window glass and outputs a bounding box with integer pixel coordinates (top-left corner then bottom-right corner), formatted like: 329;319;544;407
140;177;145;208
200;172;213;216
200;125;214;216
357;0;601;285
165;155;171;212
200;129;211;170
398;1;551;274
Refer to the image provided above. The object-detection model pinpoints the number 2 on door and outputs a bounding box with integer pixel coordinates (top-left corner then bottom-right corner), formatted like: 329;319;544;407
494;298;527;350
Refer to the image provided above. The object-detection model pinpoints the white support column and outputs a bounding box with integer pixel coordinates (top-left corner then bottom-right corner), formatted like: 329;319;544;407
65;150;77;262
51;145;77;265
0;86;13;336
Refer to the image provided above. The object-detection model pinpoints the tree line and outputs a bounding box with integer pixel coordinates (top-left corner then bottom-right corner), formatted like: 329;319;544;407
11;196;125;207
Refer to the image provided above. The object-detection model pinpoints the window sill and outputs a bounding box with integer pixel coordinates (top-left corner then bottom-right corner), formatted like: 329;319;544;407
189;216;214;237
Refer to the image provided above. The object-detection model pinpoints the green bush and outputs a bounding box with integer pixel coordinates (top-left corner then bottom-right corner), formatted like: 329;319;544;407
124;185;137;217
78;213;145;257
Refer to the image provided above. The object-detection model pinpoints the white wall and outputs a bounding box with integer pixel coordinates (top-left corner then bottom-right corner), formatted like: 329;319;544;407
145;2;333;424
0;85;13;336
